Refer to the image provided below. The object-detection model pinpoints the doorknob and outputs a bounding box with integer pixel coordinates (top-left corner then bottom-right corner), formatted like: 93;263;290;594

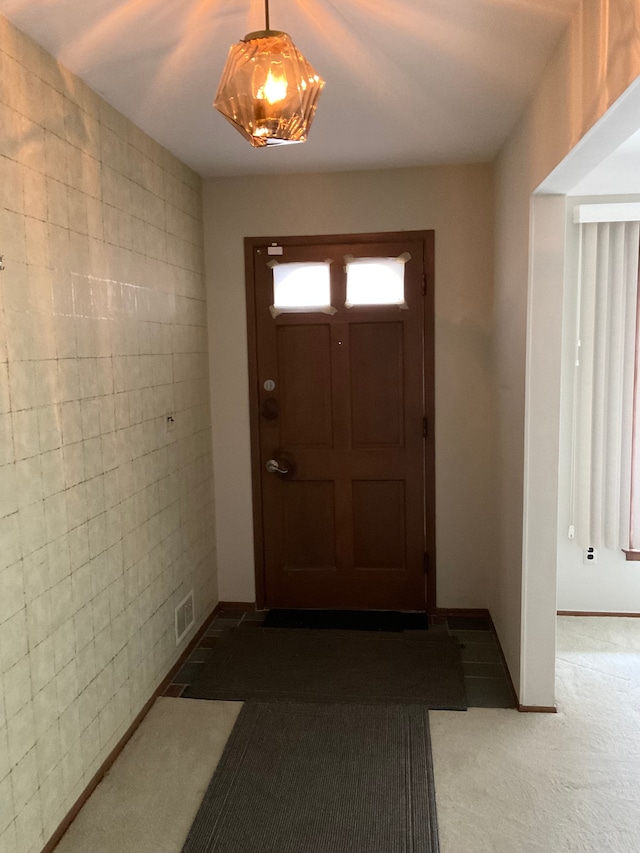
266;459;289;474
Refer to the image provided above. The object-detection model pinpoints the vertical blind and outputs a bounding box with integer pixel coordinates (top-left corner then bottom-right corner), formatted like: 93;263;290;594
573;220;640;550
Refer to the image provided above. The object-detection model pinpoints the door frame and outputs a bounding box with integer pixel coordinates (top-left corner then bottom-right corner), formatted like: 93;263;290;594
244;230;436;612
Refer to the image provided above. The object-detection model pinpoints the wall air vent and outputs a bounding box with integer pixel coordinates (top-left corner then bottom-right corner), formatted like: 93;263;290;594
175;590;195;645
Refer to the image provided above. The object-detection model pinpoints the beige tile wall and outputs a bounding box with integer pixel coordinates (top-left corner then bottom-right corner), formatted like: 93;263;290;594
0;15;217;853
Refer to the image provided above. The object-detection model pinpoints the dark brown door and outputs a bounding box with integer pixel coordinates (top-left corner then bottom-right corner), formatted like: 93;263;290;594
246;232;435;611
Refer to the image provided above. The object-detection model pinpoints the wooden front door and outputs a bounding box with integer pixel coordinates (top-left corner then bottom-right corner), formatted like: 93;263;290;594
246;231;435;611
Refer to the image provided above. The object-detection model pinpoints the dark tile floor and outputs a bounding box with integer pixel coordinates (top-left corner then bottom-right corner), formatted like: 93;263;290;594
165;609;516;709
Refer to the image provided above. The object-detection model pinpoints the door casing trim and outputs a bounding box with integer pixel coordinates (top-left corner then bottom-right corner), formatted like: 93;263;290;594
244;230;436;613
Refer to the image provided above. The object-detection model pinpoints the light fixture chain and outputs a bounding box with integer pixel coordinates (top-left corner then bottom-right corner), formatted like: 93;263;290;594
265;0;270;31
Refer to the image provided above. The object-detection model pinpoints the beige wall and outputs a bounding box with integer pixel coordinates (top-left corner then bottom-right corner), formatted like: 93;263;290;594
0;16;216;851
203;164;497;610
492;0;640;704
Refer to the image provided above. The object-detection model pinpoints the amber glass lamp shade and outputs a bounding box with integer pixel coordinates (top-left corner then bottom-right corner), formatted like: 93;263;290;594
214;30;325;147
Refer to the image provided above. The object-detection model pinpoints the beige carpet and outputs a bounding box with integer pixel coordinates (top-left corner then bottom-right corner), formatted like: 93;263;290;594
431;616;640;853
53;699;241;853
53;618;640;853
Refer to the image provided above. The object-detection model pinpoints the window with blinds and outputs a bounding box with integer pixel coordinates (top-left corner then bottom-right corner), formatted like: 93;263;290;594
570;212;640;553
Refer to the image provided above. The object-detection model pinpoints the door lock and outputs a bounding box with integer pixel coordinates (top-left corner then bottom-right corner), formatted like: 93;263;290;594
261;397;279;420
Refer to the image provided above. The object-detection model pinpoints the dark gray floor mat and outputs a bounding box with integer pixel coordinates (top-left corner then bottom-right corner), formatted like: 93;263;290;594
182;702;440;853
183;627;466;710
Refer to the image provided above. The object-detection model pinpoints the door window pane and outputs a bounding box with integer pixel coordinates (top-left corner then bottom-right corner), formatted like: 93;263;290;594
273;262;331;310
346;258;405;306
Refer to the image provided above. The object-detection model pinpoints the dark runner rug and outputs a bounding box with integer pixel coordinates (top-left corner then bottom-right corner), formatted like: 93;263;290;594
184;627;466;710
181;702;440;853
264;608;429;631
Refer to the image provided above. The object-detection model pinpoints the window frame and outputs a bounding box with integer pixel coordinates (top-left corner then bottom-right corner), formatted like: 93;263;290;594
624;247;640;559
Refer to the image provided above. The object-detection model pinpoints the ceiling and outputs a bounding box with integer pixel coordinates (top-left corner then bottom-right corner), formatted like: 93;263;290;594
1;0;579;178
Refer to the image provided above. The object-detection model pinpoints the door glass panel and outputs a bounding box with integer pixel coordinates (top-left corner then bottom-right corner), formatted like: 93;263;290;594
273;262;331;309
346;258;405;306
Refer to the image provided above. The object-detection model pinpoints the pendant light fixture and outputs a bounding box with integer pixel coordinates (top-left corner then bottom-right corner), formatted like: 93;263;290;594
214;0;325;147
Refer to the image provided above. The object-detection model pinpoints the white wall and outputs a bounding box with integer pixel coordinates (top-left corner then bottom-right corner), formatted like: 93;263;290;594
0;16;216;852
203;165;497;610
493;0;640;706
556;194;640;614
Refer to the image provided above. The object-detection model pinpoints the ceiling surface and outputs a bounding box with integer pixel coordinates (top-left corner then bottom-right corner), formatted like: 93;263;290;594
1;0;579;178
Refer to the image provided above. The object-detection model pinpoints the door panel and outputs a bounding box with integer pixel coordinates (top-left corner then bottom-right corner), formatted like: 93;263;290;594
278;324;334;447
283;481;336;570
352;480;405;570
247;233;434;611
350;322;404;447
